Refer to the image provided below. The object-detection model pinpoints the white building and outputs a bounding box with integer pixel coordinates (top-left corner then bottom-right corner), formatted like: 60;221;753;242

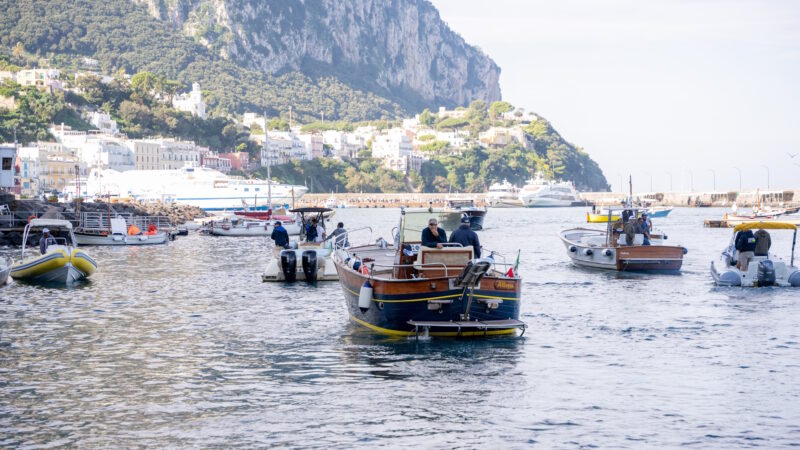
297;133;324;159
88;111;119;135
16;145;40;196
322;130;365;159
129;139;200;170
372;130;421;173
242;112;266;129
201;153;232;173
172;82;207;119
0;144;18;192
15;69;62;92
437;106;467;119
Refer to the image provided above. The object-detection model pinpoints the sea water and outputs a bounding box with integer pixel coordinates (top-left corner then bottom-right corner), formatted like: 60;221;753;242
1;208;798;448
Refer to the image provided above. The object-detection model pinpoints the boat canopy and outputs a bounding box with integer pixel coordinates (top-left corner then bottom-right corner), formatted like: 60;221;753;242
290;207;332;213
733;222;797;232
28;218;73;229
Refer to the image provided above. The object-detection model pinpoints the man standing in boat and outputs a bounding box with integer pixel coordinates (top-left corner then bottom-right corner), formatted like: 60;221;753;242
271;221;290;249
39;228;56;254
450;216;481;257
422;218;447;248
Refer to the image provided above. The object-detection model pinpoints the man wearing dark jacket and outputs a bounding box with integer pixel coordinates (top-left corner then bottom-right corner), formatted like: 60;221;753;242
421;218;447;248
270;221;290;248
735;229;757;270
449;216;481;257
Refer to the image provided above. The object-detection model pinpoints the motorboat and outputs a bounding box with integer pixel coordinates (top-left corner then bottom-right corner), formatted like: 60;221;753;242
324;196;338;209
711;222;799;287
586;206;672;223
10;219;97;284
0;259;9;286
560;208;686;273
519;172;581;207
207;217;299;237
262;208;344;282
444;198;487;230
485;180;522;208
331;208;526;337
84;165;308;211
646;206;673;218
74;215;168;246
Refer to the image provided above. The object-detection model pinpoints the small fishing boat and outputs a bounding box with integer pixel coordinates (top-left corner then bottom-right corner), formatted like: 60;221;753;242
262;208;342;282
561;208;686;273
587;206;672;223
74;216;168;246
646;206;673;218
444;198;487;230
209;218;278;237
711;222;799;287
332;208;526;337
10;219;97;284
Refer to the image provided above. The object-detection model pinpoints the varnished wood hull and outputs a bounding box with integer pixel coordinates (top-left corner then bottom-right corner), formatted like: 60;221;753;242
615;245;684;272
335;261;522;337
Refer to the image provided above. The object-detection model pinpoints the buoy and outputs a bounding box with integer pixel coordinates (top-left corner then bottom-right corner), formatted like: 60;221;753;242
358;280;373;311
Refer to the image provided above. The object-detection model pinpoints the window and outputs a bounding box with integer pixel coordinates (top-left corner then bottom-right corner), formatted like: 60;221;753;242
2;157;12;170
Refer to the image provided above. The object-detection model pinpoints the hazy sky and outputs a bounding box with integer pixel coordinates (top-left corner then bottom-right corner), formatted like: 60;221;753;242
431;0;800;192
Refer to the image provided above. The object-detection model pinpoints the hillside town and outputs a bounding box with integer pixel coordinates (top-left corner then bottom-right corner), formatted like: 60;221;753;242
0;66;546;198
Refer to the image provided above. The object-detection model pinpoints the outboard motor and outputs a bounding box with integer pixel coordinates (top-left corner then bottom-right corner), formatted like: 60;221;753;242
756;259;776;287
280;250;297;282
788;270;800;287
302;250;318;282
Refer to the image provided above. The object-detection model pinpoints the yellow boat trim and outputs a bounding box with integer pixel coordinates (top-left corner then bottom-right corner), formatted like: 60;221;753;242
341;285;519;303
350;316;516;337
587;212;620;223
10;250;69;279
733;221;797;232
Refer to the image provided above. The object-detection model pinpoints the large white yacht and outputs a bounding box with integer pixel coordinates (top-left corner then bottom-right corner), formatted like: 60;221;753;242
519;172;581;207
83;165;308;210
485;179;522;208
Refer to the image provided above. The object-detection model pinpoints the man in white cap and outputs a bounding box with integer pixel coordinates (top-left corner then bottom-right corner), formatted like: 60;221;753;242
39;228;56;254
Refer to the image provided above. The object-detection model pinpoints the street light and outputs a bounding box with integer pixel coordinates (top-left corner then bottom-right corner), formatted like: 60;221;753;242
685;169;694;192
761;165;770;189
616;172;623;193
732;167;742;191
708;168;716;192
665;171;673;192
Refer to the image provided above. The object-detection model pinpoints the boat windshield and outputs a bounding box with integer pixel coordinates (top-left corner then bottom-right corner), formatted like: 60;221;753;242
398;210;461;243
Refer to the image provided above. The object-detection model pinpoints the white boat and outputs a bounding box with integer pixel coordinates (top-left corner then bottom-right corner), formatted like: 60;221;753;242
324;196;338;209
83;165;308;211
485;180;522;208
0;258;9;286
711;222;800;287
262;208;345;282
207;218;301;237
74;216;168;246
10;219;97;284
519;172;581;207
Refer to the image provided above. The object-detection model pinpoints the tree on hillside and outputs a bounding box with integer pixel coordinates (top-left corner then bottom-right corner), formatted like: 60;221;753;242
466;100;488;123
489;101;514;119
419;108;434;126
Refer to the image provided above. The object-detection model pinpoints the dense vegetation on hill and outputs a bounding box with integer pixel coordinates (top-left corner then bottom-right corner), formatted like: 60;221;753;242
0;0;404;121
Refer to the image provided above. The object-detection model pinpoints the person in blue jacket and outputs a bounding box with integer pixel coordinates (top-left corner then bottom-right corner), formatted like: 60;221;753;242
421;218;447;248
449;216;481;257
270;221;290;248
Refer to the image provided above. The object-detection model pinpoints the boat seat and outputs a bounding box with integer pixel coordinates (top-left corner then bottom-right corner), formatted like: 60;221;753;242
415;246;473;278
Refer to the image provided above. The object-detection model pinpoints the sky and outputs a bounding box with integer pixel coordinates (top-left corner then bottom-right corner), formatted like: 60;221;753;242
430;0;800;192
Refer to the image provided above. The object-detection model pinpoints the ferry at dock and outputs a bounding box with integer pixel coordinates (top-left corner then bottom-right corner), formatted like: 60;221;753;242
82;165;308;211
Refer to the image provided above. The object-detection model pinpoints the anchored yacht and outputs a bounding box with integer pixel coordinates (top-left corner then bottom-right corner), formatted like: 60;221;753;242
519;172;581;207
485;180;522;208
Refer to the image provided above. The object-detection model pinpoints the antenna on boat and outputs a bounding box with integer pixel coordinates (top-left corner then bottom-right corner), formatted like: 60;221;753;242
263;110;271;211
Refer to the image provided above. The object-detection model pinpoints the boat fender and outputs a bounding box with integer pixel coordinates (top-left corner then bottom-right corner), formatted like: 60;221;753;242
663;235;668;240
583;249;593;256
683;247;688;255
280;250;297;282
358;280;373;311
352;261;361;272
788;270;800;287
302;250;318;282
569;245;577;253
603;249;612;257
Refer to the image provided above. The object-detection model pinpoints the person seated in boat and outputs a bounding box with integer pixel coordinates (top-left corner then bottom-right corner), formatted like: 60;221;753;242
734;228;757;270
636;216;651;245
127;224;141;235
39;228;57;254
271;221;290;248
146;224;158;235
622;217;636;246
305;217;326;243
449;216;481;257
325;222;349;248
754;229;771;257
422;218;447;249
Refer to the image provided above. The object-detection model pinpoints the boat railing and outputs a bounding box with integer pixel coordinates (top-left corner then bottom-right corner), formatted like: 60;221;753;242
369;262;450;277
332;226;373;250
78;212;173;231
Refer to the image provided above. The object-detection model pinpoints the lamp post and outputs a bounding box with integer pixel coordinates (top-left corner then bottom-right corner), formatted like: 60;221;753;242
685;169;694;192
665;171;673;192
732;167;742;191
761;165;770;190
616;172;623;194
708;168;716;192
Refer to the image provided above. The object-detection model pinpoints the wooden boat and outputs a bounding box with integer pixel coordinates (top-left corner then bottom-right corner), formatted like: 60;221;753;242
332;208;526;337
711;222;799;287
561;208;686;273
10;219;97;284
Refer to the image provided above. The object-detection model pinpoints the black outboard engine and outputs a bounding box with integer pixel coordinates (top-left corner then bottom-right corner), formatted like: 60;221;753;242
280;250;297;282
302;250;318;282
757;259;776;287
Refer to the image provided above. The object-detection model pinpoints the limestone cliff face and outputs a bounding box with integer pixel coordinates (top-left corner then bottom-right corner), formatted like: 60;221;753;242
133;0;501;109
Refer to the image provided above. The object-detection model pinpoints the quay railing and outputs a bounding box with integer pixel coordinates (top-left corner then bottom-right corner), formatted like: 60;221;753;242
78;212;173;231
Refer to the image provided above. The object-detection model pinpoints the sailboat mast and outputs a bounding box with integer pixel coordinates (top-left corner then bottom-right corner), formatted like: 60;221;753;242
263;110;271;210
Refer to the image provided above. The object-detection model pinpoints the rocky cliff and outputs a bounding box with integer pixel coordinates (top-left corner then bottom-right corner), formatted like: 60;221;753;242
134;0;501;109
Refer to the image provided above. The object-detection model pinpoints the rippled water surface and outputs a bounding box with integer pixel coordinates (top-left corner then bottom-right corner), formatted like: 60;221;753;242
2;207;799;448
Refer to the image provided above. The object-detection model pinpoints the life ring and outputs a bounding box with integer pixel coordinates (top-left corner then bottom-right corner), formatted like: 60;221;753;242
27;215;36;223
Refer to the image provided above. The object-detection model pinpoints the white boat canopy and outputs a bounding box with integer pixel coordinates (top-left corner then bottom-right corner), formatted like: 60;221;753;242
28;218;73;229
